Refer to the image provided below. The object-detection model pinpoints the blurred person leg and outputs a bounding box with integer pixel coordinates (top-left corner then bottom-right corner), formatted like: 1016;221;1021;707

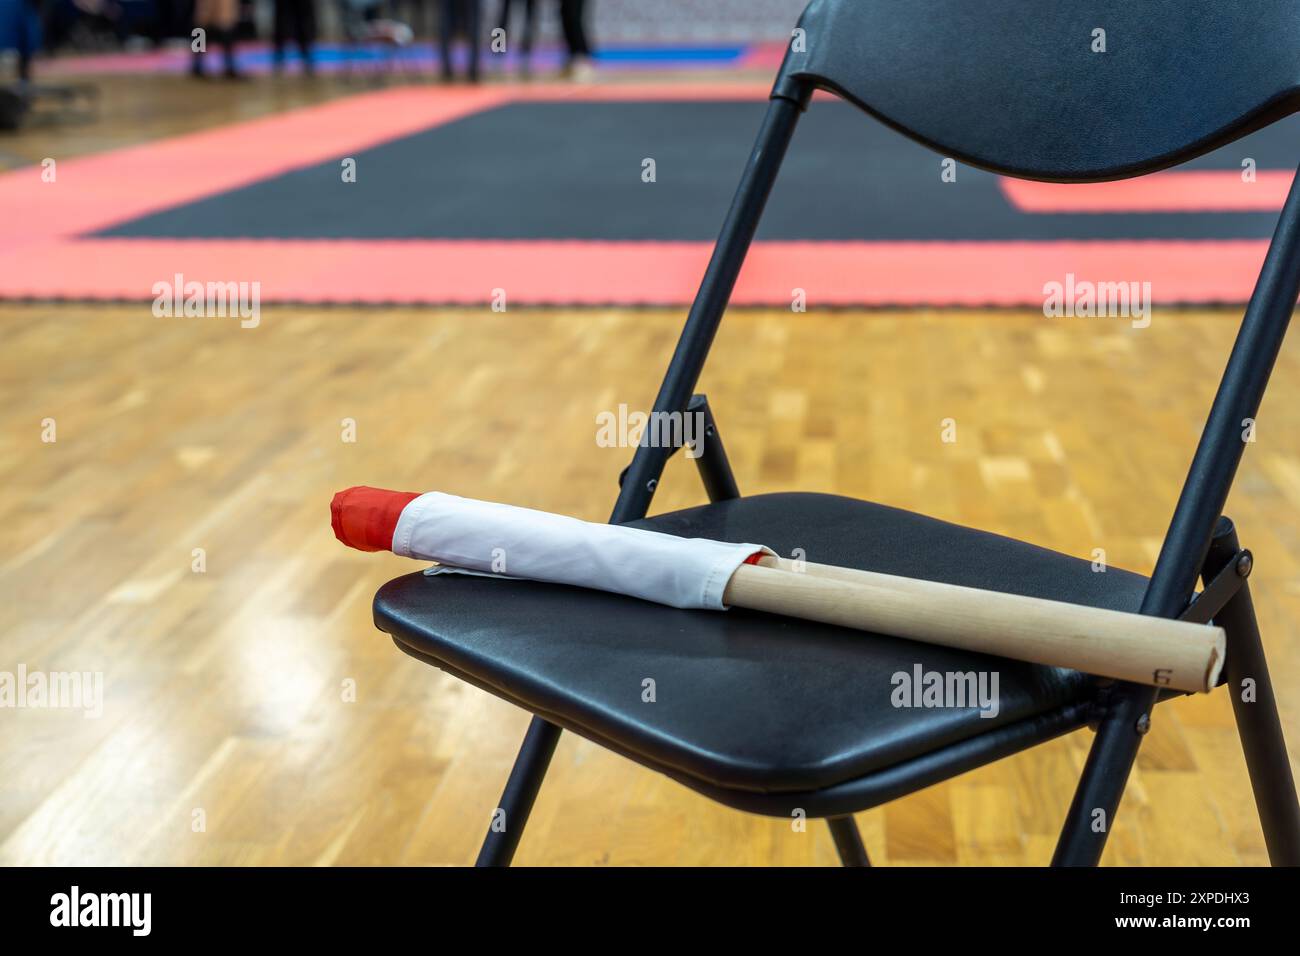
17;0;41;83
464;0;479;82
272;0;289;72
218;0;240;78
494;0;507;51
496;0;533;76
437;0;454;80
514;0;535;76
274;0;314;74
439;0;480;83
150;0;180;46
559;0;593;80
192;0;241;78
297;0;315;75
520;0;535;73
191;0;208;76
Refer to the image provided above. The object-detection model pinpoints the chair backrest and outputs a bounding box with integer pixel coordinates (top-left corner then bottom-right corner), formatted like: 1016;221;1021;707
780;0;1300;182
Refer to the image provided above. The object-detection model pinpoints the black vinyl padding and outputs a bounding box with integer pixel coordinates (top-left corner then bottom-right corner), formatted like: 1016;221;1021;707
374;493;1151;793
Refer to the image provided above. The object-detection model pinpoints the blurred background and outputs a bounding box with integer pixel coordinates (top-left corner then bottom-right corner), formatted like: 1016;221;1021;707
0;0;805;86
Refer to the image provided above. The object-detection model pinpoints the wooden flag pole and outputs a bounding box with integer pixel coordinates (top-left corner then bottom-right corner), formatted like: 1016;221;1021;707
723;557;1224;693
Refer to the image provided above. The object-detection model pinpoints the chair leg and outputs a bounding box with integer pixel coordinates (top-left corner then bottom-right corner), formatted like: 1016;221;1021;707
1203;520;1300;865
1051;682;1156;866
826;815;871;867
1054;518;1300;866
475;716;562;867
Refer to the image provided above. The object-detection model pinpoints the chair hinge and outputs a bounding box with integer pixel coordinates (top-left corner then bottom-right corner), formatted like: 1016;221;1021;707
1180;549;1252;626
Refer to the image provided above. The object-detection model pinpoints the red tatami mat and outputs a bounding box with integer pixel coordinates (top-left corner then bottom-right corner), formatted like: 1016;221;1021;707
0;84;1279;307
2;237;1271;307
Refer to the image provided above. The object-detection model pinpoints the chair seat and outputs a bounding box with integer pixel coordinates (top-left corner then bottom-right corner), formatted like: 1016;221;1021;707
374;493;1149;794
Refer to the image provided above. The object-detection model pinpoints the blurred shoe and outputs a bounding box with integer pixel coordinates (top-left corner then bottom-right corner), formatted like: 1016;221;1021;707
564;56;597;83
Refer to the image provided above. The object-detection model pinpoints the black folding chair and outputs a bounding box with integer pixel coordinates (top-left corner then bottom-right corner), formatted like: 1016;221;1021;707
374;0;1300;866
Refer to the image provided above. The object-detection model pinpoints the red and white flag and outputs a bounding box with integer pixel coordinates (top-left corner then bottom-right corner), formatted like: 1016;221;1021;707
331;486;768;610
